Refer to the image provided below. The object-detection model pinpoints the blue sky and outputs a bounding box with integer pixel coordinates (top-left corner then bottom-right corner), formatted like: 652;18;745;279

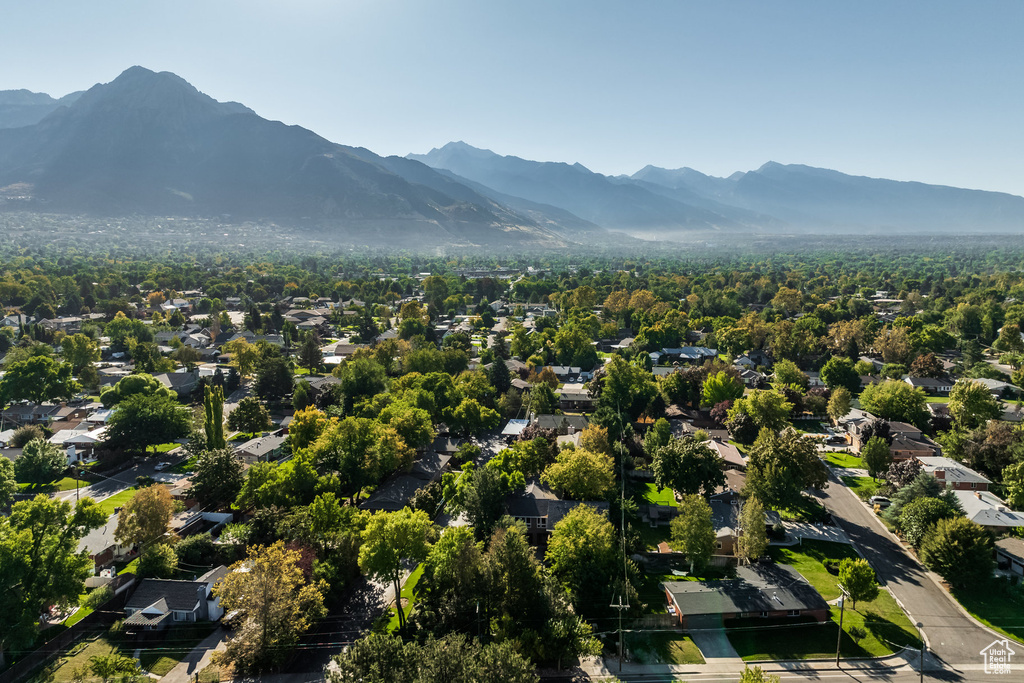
3;1;1023;195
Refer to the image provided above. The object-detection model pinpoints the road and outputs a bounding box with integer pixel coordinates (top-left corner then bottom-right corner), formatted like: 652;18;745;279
817;468;1006;673
53;456;190;503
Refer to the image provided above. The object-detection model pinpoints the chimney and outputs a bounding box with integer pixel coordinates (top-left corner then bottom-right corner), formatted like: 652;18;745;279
975;491;982;499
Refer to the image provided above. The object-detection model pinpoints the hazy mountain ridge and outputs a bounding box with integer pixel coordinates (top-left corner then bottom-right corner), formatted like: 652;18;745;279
0;89;83;129
0;67;600;247
412;142;1024;235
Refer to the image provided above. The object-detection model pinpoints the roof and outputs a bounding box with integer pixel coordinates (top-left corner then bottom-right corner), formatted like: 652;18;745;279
235;433;286;459
953;490;1024;528
125;578;204;613
904;377;952;388
431;436;462;454
361;475;424;511
154;370;199;390
996;537;1024;562
505;483;609;527
410;451;452;480
502;419;529;436
917;456;990;485
532;414;589;432
707;439;746;469
664;564;828;617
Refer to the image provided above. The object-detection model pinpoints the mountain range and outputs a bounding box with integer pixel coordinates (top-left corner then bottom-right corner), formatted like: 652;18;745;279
1;66;1023;246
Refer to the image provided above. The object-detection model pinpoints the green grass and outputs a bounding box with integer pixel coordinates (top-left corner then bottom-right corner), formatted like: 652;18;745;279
169;454;199;474
642;483;679;507
777;495;831;523
744;539;921;659
626;632;705;665
19;476;83;493
385;564;426;633
637;524;673;552
63;605;93;628
153;442;180;453
925;396;951;404
139;623;218;675
824;451;864;469
953;581;1024;644
841;475;880;500
98;487;137;515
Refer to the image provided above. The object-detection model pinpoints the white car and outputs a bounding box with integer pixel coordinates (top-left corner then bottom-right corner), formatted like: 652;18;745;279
154;462;171;471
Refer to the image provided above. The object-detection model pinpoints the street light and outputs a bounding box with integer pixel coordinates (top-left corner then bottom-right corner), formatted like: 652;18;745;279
835;583;849;666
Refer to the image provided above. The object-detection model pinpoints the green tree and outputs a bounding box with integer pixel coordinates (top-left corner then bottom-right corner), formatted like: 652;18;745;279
255;356;293;401
900;497;959;548
909;352;945;379
358;508;433;632
293;379;312;410
919;517;994;589
334;355;387;410
187;448;244;507
740;666;781;683
861;436;892;479
827;386;852;421
464;466;509;541
745;428;828;510
60;333;100;374
541;447;615;500
105;393;192;455
838;558;878;609
546;505;619;615
213;541;326;673
0;457;16;508
100;372;174;408
1004;461;1024;510
670;495;715;573
728;389;794;432
378;401;436;449
137;542;179;578
88;653;142;682
289;406;330;450
738;496;768;563
651;438;726;497
820;357;861;394
0;496;105;664
948;378;1002;430
13;438;67;484
995;323;1024;352
308;417;411;502
0;356;78;406
858;379;928;428
412;526;485;635
9;425;44;448
450;397;501;436
204;384;226;449
597;355;659;423
298;333;322;375
773;359;809;390
488;357;512;395
115;484;173;546
701;371;744;407
228;396;272;435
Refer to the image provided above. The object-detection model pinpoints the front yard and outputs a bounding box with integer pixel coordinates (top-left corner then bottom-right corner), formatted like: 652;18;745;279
823;451;864;469
953;580;1024;644
840;475;880;500
625;632;705;665
97;487;137;515
730;540;921;660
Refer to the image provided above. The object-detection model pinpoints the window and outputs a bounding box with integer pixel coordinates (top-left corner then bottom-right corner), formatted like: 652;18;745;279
173;611;188;622
787;610;800;617
760;611;769;618
970;482;977;489
716;542;723;549
537;517;546;529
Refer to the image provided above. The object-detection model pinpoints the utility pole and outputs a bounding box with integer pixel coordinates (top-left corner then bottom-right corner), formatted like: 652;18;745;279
610;594;629;672
917;622;925;683
835;584;849;666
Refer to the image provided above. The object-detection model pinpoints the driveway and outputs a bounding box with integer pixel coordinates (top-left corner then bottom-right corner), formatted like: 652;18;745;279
689;628;741;663
819;468;1012;671
778;521;853;545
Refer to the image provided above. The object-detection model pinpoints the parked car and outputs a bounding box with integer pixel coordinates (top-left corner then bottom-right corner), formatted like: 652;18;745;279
868;495;891;508
154;462;170;471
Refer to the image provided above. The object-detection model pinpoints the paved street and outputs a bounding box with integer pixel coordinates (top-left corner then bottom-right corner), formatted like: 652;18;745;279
53;457;189;503
817;468;1010;673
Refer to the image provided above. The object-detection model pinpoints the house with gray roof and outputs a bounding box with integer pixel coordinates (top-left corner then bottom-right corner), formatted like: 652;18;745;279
124;566;227;632
663;564;829;630
234;431;286;466
505;482;609;546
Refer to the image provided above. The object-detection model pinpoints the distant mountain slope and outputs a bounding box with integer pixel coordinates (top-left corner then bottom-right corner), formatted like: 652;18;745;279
0;68;593;247
408;141;750;233
633;162;1024;233
0;89;82;129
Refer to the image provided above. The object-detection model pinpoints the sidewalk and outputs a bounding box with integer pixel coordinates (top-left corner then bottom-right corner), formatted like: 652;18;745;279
580;648;920;679
159;628;229;683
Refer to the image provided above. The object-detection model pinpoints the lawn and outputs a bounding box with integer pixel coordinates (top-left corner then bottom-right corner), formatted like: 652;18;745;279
169;454;199;474
98;487;137;515
841;475;880;500
642;483;678;507
625;632;705;665
777;495;831;523
953;581;1024;644
153;442;181;453
19;476;83;494
824;451;864;469
745;540;921;660
384;564;426;633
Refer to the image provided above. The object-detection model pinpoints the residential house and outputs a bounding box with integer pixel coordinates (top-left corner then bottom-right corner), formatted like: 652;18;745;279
916;456;990;491
531;413;589;434
153;370;200;398
995;537;1024;578
234;432;286;466
952;490;1024;533
77;512;133;567
904;377;954;396
972;377;1020;399
707;439;747;471
505;482;609;546
124;566;228;632
650;346;718;366
663;564;829;629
